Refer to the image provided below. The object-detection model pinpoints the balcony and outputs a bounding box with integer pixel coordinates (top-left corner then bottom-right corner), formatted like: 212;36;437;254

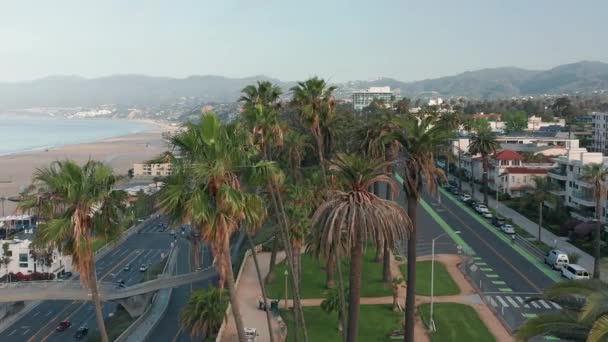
571;190;595;207
571;207;596;222
549;189;566;197
548;168;567;181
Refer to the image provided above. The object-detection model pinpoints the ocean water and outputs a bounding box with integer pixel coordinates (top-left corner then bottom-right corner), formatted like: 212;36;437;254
0;116;153;156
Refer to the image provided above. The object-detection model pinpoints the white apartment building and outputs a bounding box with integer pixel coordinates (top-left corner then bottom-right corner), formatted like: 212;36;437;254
453;135;579;157
547;148;608;222
0;237;72;278
133;163;173;177
352;87;394;111
590;112;608;154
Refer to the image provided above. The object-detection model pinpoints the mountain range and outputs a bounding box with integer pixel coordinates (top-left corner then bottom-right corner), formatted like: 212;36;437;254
1;61;608;109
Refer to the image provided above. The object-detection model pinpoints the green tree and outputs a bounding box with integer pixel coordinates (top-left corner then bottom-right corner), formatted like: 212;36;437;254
19;160;124;342
468;129;500;206
550;97;577;138
527;177;557;243
503;110;528;133
180;287;229;339
582;163;608;279
311;155;411;342
321;286;349;332
1;243;11;282
239;80;283;112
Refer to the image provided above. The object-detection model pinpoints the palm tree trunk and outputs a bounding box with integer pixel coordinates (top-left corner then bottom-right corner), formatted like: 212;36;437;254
457;140;463;192
265;233;279;284
383;241;392;283
470;161;475;200
346;225;363;342
326;253;336;288
246;233;275;342
482;156;489;206
291;241;301;288
224;243;247;342
538;202;543;243
594;198;601;279
88;252;108;342
334;246;347;342
404;195;417;342
375;236;383;262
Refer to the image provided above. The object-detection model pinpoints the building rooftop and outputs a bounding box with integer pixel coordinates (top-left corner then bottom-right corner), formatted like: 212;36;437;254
494;150;525;161
352;86;392;94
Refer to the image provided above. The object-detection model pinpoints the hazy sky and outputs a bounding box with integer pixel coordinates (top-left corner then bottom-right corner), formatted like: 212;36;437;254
1;0;606;82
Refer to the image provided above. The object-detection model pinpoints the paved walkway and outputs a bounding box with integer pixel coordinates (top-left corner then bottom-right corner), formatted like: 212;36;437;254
449;177;604;281
221;251;284;342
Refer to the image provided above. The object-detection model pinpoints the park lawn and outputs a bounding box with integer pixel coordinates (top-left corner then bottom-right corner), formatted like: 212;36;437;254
400;260;460;296
283;305;401;342
418;303;495;342
266;248;391;300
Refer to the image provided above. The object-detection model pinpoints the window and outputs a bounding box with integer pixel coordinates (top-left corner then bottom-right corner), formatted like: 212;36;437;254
19;253;28;268
512;160;521;166
511;176;515;182
500;160;508;166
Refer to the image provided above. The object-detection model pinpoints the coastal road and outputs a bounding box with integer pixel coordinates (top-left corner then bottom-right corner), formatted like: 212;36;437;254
0;215;173;342
392;177;560;333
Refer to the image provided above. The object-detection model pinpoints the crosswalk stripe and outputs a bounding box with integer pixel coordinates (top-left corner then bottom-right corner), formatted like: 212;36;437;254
496;296;509;307
529;299;541;309
506;296;519;308
515;296;530;308
539;300;552;309
550;301;562;310
486;296;497;307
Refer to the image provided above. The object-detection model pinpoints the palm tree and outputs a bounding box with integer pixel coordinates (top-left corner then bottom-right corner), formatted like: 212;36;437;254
387;110;449;342
529;177;556;243
290;77;337;178
159;114;266;342
311;154;411;342
516;279;607;341
468;128;500;206
19;160;124;342
180;287;229;339
321;286;349;332
285;184;314;287
582;163;608;279
239;80;283;112
391;277;405;312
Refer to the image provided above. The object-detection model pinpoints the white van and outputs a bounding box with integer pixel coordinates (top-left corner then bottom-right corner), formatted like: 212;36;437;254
561;264;590;280
544;249;569;270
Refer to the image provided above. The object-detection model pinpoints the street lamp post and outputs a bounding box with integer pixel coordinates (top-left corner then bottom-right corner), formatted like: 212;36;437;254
284;270;289;309
430;231;461;332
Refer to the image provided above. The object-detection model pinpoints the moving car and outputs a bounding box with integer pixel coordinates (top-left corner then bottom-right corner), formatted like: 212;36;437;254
115;279;126;288
459;194;471;202
139;264;149;272
561;264;590;280
74;326;88;339
492;216;506;227
57;271;73;280
123;264;131;271
56;320;71;332
544;249;569;270
500;224;515;234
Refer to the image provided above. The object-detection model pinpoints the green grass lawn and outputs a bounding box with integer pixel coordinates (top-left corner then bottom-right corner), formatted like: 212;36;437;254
267;247;391;299
419;303;494;342
283;305;401;342
399;260;460;296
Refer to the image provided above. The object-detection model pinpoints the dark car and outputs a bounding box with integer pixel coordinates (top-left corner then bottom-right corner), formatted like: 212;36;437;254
58;271;73;280
74;326;88;339
492;216;506;227
56;320;71;332
115;279;126;288
468;200;478;208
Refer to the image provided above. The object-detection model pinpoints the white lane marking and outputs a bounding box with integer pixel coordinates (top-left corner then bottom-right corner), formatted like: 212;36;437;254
551;301;562;310
515;296;530;308
505;296;519;308
7;330;16;336
45;310;53;316
32;311;40;317
22;329;30;335
538;300;552;309
496;296;509;308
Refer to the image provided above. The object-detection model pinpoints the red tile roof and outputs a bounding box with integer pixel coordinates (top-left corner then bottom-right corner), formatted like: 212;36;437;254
505;167;549;175
494;150;524;161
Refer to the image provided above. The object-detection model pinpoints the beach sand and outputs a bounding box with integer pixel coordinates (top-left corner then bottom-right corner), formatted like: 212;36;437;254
0;123;174;215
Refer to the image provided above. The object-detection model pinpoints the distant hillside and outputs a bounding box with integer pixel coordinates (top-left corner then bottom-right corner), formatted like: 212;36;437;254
1;61;607;109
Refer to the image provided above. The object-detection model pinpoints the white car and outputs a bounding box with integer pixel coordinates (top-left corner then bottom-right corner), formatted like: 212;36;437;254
475;204;490;213
481;211;493;219
139;264;149;272
561;264;590;280
500;224;515;234
460;194;471;202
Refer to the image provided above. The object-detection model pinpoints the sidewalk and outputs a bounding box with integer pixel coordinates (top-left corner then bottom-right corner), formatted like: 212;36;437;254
450;177;604;281
221;251;284;342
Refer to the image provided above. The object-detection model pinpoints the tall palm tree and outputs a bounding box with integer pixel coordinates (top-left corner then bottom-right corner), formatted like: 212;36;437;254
311;154;411;342
19;160;124;342
290;77;337;178
387;110;449;342
516;280;607;341
468;128;500;206
529;177;556;243
159;114;266;342
285;184;314;286
582;163;608;279
239;80;283;112
180;287;228;339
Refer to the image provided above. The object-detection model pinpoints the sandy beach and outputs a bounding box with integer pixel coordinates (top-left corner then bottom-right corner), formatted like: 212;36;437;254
0;122;175;215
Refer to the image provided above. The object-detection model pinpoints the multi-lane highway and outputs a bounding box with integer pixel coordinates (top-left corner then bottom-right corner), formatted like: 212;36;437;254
0;216;173;342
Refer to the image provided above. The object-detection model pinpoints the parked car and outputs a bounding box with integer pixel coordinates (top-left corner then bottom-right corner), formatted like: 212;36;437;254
170;230;176;236
561;264;590;280
139;264;149;272
500;224;515;234
449;186;460;195
481;211;493;219
474;204;490;214
544;249;569;270
56;320;71;332
58;271;73;280
459;194;471;202
123;264;131;271
492;216;506;227
74;326;89;339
